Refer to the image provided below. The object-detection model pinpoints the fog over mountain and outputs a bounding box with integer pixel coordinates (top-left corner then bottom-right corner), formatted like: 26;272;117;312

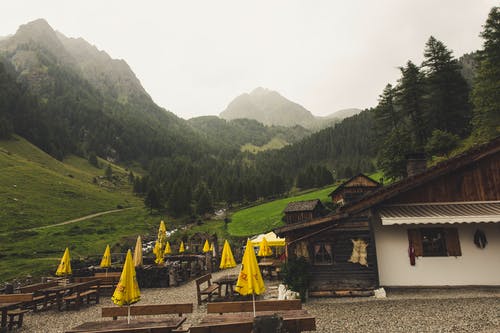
220;87;361;129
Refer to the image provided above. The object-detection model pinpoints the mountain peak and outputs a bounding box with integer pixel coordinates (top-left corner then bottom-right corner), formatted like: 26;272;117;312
220;87;315;127
7;18;68;58
250;87;271;96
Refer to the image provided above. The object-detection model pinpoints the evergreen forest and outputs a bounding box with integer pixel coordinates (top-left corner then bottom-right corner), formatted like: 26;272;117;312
0;7;498;219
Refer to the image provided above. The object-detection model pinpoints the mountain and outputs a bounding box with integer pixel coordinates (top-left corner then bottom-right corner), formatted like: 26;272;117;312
220;87;316;127
220;87;361;129
322;108;362;120
0;19;207;162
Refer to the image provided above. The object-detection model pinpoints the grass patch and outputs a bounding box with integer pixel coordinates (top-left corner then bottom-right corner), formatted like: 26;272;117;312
0;207;165;282
0;136;141;234
228;185;337;237
241;137;288;153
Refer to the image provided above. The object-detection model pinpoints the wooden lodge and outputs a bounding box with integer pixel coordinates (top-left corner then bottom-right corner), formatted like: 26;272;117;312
276;137;500;293
283;199;326;224
328;173;381;206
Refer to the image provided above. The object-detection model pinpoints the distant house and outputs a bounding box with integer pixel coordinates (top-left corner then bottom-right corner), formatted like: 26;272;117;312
328;174;381;206
283;199;326;224
188;232;218;255
276;137;500;294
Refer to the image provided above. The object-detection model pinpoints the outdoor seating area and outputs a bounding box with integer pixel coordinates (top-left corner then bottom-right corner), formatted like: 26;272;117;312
191;299;315;333
195;274;220;305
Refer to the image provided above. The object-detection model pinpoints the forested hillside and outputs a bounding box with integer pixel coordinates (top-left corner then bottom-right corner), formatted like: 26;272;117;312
0;19;208;163
1;8;498;221
373;7;500;180
188;116;310;151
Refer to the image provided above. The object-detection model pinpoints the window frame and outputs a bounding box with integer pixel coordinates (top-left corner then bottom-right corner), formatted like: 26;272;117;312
408;227;461;258
312;242;334;265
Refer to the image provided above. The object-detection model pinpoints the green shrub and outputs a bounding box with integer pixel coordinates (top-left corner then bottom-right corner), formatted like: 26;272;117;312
281;256;311;302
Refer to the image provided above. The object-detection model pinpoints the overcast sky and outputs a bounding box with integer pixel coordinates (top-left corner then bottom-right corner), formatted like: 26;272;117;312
1;1;496;119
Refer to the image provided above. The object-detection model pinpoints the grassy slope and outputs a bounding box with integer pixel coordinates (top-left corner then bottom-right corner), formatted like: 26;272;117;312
241;137;288;153
227;171;384;237
0;207;162;281
0;136;159;281
0;136;140;233
227;185;337;237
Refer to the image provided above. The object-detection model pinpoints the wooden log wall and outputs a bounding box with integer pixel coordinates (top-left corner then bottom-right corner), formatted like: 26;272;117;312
389;153;500;203
287;216;379;292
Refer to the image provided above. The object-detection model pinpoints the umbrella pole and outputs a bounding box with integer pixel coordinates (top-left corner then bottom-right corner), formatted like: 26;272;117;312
252;293;256;317
127;305;130;324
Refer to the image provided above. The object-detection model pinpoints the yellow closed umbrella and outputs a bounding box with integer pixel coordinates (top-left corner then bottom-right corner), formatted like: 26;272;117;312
209;242;214;252
179;241;185;253
202;239;210;253
219;240;236;270
235;239;265;316
100;245;112;268
258;237;273;257
55;247;72;277
164;241;172;255
133;236;143;267
153;221;167;264
112;249;140;324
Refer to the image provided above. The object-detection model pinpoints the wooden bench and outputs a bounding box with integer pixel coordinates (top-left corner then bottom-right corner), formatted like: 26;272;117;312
63;280;101;310
195;274;220;305
94;272;121;278
101;303;193;332
0;294;32;330
207;299;302;314
74;276;119;295
19;281;59;311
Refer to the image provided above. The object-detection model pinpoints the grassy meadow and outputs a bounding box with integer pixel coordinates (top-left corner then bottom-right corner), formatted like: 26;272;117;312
0;207;163;281
227;185;337;237
0;136;158;281
226;171;384;237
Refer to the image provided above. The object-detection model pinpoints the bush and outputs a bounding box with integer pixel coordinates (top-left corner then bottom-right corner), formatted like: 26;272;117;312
281;256;311;302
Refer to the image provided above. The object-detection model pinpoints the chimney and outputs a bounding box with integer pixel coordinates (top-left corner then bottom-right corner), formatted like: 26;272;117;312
406;153;427;177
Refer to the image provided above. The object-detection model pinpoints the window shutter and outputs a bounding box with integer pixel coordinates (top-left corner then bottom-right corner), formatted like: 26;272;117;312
407;229;423;257
444;228;461;256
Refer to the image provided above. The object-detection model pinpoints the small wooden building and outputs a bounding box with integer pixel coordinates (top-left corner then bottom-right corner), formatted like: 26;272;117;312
283;199;326;224
276;137;500;293
328;174;380;206
187;232;218;255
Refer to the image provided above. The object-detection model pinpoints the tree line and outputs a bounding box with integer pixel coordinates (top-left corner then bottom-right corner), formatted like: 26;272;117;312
373;7;499;179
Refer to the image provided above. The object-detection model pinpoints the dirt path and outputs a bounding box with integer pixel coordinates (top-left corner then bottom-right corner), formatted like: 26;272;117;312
31;207;137;230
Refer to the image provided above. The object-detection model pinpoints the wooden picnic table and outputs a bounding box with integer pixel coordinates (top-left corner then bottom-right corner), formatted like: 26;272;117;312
65;316;186;333
213;275;238;299
190;309;316;333
0;302;22;333
39;281;94;311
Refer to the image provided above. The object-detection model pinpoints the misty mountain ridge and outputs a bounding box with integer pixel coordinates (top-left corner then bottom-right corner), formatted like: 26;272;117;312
220;87;361;129
0;19;151;107
0;18;207;162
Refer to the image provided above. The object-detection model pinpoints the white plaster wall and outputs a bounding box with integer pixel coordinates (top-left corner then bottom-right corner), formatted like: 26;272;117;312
373;219;500;286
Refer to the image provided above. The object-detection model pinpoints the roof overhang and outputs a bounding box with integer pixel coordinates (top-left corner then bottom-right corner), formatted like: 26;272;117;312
379;201;500;225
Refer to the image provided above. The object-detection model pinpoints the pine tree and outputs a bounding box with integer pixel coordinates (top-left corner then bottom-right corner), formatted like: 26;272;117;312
472;7;500;140
396;61;427;148
145;187;161;214
373;84;398;137
422;36;472;137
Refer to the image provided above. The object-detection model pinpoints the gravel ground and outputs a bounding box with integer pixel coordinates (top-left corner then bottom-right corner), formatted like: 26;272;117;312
19;268;500;333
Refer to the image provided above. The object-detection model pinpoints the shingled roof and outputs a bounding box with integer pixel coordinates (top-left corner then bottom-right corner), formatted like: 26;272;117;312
283;199;322;213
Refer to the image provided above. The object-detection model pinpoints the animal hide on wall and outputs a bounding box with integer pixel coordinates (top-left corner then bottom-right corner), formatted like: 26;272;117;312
348;239;368;266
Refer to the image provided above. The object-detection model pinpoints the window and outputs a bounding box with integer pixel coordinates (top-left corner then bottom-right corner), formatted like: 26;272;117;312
421;228;447;256
408;227;461;257
313;243;333;265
